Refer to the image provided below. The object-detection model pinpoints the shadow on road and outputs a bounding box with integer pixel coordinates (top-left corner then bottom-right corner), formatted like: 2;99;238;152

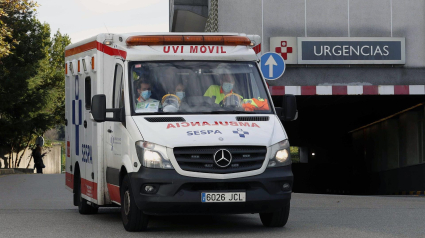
92;208;282;234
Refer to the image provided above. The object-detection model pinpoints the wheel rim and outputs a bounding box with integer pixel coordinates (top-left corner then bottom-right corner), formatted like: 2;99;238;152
124;190;130;216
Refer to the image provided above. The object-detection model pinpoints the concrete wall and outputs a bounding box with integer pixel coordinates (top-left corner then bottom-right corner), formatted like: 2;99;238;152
0;145;62;174
217;0;425;86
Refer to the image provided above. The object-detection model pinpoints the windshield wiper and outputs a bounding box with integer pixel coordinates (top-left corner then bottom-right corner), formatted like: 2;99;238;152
209;110;257;114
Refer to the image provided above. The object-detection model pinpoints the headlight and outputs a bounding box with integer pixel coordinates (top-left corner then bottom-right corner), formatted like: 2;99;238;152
135;141;173;169
268;140;291;168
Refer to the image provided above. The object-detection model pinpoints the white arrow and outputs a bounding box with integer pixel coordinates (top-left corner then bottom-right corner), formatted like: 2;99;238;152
265;55;278;77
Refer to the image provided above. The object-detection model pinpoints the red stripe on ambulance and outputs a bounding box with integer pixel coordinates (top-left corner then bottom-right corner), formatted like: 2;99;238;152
81;178;98;200
107;183;121;203
65;41;127;59
97;42;127;59
66;172;98;199
65;41;97;57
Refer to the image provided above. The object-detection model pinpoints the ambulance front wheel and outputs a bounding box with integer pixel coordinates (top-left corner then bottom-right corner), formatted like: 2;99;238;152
259;202;290;227
121;174;149;232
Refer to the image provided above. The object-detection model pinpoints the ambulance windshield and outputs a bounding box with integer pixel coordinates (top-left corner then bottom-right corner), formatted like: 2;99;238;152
130;61;273;115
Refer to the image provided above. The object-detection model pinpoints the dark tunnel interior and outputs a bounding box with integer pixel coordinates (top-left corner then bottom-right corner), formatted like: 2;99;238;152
272;95;425;195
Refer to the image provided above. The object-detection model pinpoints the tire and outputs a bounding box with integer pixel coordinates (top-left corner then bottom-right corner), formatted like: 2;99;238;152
75;173;98;215
121;174;149;232
260;202;290;227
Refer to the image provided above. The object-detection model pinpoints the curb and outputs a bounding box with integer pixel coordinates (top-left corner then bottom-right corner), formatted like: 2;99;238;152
0;169;34;175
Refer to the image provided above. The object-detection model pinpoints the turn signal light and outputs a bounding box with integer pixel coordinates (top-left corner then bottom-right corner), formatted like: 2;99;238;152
126;35;251;46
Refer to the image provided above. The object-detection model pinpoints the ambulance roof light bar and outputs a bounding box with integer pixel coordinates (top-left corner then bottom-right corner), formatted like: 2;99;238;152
126;35;252;46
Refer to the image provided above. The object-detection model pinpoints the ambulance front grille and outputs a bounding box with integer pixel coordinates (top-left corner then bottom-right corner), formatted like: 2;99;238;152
173;146;267;174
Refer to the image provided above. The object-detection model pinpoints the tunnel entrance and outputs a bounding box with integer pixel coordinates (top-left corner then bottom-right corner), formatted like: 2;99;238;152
273;95;425;195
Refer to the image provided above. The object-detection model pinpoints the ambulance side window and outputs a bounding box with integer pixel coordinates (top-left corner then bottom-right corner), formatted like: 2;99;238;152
113;64;124;108
85;76;91;110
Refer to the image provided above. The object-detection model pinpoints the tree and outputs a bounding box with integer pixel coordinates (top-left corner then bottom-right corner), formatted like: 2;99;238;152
0;0;38;59
18;30;70;168
0;1;71;168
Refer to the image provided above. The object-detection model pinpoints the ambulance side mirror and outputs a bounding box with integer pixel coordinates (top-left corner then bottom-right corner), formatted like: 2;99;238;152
278;94;297;121
91;94;124;123
91;95;106;122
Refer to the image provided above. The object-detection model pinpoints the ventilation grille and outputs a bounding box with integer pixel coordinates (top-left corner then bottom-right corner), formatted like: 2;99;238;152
173;146;267;174
144;117;186;123
236;116;269;121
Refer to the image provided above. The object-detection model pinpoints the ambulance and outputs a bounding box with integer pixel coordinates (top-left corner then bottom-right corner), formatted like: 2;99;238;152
64;32;297;231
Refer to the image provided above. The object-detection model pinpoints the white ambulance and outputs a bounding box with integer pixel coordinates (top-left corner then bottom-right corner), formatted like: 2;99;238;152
64;32;297;231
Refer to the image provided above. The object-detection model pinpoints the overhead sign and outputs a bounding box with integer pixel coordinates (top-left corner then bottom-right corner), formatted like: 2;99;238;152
298;37;405;64
271;37;405;65
260;52;285;80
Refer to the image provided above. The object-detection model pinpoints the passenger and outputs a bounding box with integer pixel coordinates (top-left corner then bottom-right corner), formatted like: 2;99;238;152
135;77;161;112
162;82;186;112
175;82;185;100
204;72;239;105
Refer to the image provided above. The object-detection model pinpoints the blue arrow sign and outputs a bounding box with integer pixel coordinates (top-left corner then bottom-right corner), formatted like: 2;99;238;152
260;52;285;80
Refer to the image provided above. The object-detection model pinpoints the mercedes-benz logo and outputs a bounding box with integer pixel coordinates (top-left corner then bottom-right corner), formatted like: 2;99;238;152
213;149;232;168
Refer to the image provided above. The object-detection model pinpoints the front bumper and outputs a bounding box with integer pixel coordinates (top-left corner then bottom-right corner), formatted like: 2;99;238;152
129;166;293;215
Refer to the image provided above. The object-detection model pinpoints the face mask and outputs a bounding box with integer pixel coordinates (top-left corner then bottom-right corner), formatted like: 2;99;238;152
176;91;185;100
141;90;151;100
222;82;233;93
163;105;178;112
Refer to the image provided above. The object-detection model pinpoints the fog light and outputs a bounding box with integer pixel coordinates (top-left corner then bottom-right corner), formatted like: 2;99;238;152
143;184;159;194
282;183;291;191
145;185;154;192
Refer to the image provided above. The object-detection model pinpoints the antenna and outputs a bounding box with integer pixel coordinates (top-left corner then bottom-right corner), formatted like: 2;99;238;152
103;23;110;33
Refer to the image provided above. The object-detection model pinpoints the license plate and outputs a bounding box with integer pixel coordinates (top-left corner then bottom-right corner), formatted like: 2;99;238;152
201;192;246;203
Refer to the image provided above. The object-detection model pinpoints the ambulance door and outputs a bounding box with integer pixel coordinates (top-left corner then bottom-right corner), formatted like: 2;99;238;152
104;60;125;204
108;60;125;170
82;75;96;201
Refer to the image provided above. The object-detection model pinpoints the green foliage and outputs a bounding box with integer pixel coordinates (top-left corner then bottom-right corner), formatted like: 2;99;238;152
0;0;39;59
0;2;71;168
290;146;300;163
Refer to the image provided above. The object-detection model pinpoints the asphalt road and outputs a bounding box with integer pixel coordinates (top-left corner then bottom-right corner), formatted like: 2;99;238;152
0;174;424;238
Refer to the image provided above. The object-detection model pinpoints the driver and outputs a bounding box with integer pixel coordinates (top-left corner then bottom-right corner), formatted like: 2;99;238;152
204;71;240;105
135;77;161;112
